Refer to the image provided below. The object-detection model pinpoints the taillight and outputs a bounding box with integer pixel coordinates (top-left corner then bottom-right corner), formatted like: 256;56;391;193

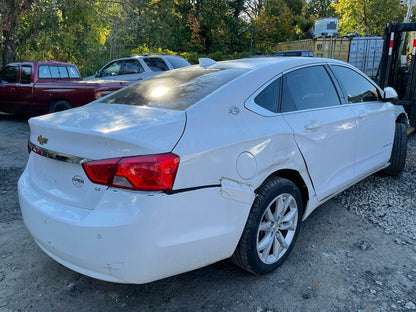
95;91;113;99
82;153;180;191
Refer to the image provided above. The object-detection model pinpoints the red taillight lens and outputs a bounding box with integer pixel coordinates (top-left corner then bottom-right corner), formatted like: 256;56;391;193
82;153;180;191
82;158;120;185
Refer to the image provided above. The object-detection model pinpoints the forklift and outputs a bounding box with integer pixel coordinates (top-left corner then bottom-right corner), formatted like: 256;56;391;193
376;22;416;130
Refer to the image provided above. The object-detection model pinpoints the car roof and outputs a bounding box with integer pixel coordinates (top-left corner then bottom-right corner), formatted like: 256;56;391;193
107;55;177;62
209;57;347;72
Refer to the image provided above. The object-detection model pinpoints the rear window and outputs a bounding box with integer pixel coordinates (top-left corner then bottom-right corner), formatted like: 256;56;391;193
143;58;169;71
166;56;191;69
100;67;248;111
38;65;80;79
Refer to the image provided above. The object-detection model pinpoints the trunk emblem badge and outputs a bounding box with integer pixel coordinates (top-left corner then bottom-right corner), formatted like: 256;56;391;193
37;135;48;145
72;176;84;188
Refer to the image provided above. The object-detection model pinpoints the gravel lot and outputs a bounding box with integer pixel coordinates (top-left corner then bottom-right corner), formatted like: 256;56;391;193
0;116;415;312
336;132;416;242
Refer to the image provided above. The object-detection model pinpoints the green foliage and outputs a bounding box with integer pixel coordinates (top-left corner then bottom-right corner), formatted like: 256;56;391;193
333;0;405;36
306;0;336;19
1;0;404;74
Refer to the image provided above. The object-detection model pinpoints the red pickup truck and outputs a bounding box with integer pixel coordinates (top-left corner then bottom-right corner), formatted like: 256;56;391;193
0;61;132;115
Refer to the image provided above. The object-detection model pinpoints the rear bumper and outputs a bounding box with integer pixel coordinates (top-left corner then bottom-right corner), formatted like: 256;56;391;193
18;169;252;284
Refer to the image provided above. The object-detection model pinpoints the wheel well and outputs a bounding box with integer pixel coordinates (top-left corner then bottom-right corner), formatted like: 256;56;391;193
396;113;408;125
49;99;72;113
256;170;309;214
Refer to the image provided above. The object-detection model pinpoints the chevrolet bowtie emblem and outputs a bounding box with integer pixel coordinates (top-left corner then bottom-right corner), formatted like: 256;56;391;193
37;135;48;145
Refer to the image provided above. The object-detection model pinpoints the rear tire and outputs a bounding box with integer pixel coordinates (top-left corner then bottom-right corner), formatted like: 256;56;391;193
383;123;407;176
50;100;72;113
231;177;303;275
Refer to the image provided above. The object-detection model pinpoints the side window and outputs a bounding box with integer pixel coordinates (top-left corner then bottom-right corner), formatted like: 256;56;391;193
0;65;18;83
102;61;122;77
254;77;281;113
121;60;144;75
281;66;340;112
143;58;169;71
331;65;380;103
38;65;51;78
21;65;32;84
67;66;80;78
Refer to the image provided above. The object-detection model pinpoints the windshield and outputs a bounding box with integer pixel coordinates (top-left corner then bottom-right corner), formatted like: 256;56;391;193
100;67;249;111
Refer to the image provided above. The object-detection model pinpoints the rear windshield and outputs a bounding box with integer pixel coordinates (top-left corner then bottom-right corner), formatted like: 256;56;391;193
100;67;248;110
38;65;80;79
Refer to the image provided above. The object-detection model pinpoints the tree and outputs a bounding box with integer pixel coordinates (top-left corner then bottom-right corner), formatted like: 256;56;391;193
332;0;405;36
1;0;37;66
251;0;292;53
306;0;336;19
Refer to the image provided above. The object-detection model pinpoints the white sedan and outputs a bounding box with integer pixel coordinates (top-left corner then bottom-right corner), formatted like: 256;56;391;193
19;57;407;284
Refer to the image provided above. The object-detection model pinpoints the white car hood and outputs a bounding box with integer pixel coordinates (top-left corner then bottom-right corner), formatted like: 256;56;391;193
29;103;186;159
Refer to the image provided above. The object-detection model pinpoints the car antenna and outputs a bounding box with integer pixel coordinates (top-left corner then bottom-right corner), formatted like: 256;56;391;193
199;58;216;68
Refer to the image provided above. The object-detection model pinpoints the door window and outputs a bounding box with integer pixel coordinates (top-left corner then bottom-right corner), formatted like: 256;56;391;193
143;58;169;71
21;65;32;84
331;65;380;103
101;61;122;77
0;65;18;83
281;66;340;112
121;60;144;75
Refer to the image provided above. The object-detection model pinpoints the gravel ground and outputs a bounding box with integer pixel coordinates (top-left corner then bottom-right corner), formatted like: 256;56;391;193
1;117;415;311
335;133;416;242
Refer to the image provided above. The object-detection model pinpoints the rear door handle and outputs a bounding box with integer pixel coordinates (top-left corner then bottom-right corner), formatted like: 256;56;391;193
304;120;322;131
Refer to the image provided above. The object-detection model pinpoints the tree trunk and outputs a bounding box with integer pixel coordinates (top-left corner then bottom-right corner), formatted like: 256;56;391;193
1;1;18;66
2;30;17;66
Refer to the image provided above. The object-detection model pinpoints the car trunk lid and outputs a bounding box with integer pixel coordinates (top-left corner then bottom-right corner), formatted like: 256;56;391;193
26;103;186;210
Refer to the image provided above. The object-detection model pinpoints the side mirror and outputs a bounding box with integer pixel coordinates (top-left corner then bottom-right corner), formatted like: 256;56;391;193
95;71;101;78
383;87;398;102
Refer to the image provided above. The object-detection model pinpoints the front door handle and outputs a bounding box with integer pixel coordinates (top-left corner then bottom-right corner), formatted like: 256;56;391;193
304;120;322;131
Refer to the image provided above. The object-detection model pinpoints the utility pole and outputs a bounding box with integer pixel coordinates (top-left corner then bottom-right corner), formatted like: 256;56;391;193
399;0;414;62
404;0;414;23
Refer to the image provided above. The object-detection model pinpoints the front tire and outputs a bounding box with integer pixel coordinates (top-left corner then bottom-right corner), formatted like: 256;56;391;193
231;177;303;274
383;123;407;176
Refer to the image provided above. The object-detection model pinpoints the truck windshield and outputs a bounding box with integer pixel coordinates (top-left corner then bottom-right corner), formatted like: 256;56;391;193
99;67;249;111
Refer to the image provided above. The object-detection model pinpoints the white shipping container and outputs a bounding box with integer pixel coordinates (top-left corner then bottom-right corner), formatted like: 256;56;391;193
314;18;339;37
348;37;384;78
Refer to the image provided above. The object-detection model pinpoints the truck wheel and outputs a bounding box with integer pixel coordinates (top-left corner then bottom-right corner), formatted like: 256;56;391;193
231;177;303;275
383;123;407;176
50;100;72;113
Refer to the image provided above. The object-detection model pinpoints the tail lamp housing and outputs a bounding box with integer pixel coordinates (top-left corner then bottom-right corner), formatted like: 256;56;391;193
82;153;180;191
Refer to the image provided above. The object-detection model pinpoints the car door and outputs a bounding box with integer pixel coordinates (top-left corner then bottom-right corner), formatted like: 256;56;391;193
0;64;19;113
281;65;357;201
330;65;395;179
12;64;35;114
118;59;147;80
98;60;123;79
